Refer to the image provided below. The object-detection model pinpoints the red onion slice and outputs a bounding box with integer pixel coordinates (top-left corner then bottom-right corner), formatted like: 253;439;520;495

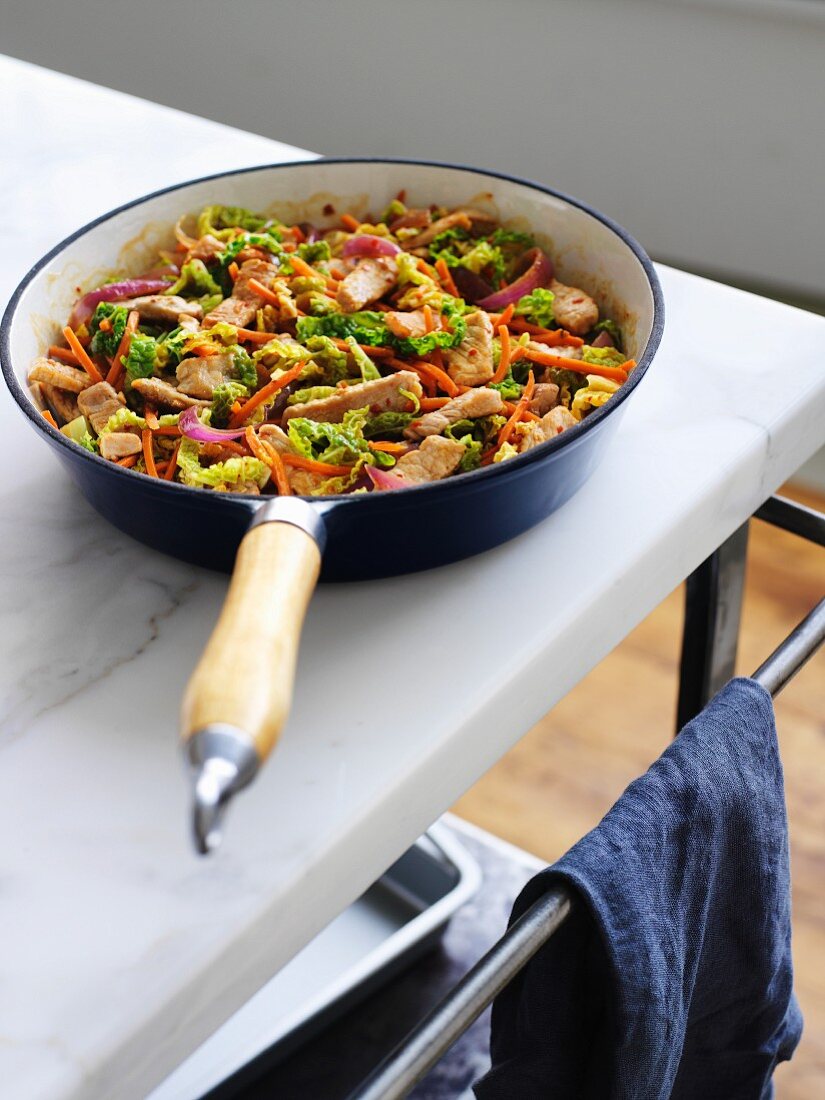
178;406;248;442
476;248;554;311
366;464;408;491
69;278;173;327
341;235;401;260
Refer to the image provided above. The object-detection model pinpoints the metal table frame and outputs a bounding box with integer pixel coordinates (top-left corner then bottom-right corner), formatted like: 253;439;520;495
347;495;825;1100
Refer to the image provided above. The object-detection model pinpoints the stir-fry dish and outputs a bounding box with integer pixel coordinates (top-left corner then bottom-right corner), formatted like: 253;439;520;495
29;199;635;495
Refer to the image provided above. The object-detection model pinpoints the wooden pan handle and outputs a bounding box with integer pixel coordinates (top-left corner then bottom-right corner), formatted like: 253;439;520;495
181;517;322;763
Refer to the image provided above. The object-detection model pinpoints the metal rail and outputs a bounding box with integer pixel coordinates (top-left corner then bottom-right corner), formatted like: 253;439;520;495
348;495;824;1100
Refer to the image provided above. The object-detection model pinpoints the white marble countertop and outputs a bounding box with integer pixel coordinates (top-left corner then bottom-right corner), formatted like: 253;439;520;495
2;55;824;1100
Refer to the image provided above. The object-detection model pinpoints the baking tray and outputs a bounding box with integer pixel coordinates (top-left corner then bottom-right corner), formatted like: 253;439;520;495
150;823;480;1100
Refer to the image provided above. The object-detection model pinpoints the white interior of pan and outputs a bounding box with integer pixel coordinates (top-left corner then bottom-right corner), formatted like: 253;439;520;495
7;161;656;406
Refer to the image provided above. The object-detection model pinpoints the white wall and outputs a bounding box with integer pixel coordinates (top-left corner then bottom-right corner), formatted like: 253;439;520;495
1;0;824;300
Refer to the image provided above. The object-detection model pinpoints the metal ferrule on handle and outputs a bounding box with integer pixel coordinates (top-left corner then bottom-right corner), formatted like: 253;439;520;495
183;497;325;855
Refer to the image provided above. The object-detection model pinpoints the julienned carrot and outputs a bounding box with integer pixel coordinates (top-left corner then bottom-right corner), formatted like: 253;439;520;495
435;258;459;297
419;397;451;411
387;356;458;398
106;310;139;388
509;318;583;347
153;425;182;436
281;454;353;477
63;326;103;384
247;277;283;308
163;439;181;480
228;261;240;282
340;213;361;232
144;408;160;430
290;224;307;244
268;445;292;495
491;303;515;328
117;455;139;468
141;428;159;477
491;324;511;384
290;254;339;291
228;360;306;428
235;327;280;345
522;347;631;383
422;304;436;333
369;441;409;454
331;338;393;359
47;345;81;366
41;409;58;428
497;371;536;449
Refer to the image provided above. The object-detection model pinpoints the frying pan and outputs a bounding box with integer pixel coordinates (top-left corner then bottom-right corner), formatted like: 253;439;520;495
0;159;664;853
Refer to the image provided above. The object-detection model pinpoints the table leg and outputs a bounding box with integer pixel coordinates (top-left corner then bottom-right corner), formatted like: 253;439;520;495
676;522;749;732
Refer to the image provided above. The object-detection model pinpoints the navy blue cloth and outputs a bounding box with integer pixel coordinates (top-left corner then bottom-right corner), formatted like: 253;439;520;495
475;678;802;1099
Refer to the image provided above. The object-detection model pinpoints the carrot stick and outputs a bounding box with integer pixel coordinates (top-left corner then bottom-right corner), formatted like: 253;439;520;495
63;326;103;384
419;397;451;411
98;317;112;333
144;408;160;430
491;324;511;384
290;224;307;244
41;409;58;428
106;310;139;387
417;360;458;397
331;338;393;358
228;360;306;428
386;357;443;398
368;441;409;454
289;254;339;291
228;261;240;282
435;258;459;297
281;454;353;477
340;213;361;232
491;303;515;328
117;455;139;468
247;277;283;307
245;428;292;493
153;425;182;436
141;428;159;477
497;370;535;448
522;347;631;383
268;445;292;495
234;327;279;345
509;318;583;347
422;304;436;333
163;439;181;480
47;345;81;366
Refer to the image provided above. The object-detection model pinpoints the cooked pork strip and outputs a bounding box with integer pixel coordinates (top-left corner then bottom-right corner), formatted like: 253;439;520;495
391;435;465;483
404;387;503;440
77;381;126;432
445;310;494;386
549;278;599;335
99;432;142;460
282;371;422;424
118;295;202;325
130;377;209;410
29;357;93;394
336;257;398;312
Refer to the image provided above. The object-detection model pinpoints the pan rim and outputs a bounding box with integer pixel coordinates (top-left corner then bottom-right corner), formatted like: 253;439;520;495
0;156;664;508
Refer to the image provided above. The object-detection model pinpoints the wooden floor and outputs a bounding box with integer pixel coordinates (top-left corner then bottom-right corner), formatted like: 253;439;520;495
452;483;825;1099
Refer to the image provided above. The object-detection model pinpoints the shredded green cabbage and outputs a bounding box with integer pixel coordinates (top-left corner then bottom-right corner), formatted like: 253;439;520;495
515;288;556;329
177;436;269;489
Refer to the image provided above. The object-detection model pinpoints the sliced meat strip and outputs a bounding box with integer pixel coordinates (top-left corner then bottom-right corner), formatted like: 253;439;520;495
204;258;279;328
40;382;80;424
99;432;142;461
404;387;504;441
288;469;326;495
282;371;422;424
258;424;291;453
29;357;93;394
389;208;432;233
528;382;559;417
184;234;225;264
445;310;494;386
403;208;496;250
336;257;398;312
385;309;430;340
550;278;599;336
176;352;235;398
118;295;203;325
130;377;209;410
516;405;578;452
77;381;126;433
391;435;465;484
